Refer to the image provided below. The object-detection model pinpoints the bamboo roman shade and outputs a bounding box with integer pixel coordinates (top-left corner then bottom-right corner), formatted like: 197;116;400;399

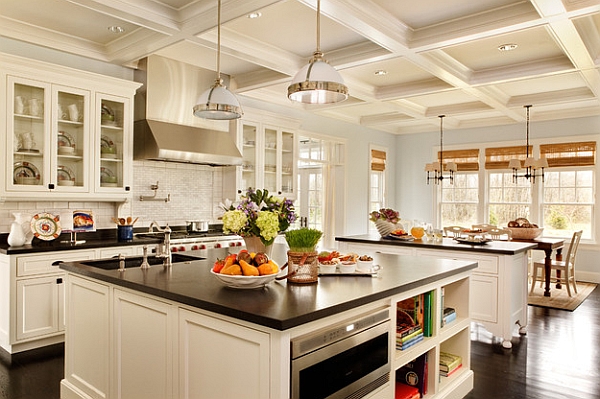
438;149;480;171
539;141;596;167
371;149;386;171
485;146;531;169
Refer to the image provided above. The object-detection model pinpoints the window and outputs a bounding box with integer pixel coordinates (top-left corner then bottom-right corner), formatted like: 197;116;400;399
438;149;480;227
369;148;387;233
539;142;596;239
488;172;531;227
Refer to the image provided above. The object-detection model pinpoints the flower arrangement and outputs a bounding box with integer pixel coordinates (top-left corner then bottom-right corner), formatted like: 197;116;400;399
369;208;400;224
221;188;296;246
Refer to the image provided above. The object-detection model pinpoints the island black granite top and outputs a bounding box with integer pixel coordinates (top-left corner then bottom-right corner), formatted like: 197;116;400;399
60;250;477;331
336;234;537;255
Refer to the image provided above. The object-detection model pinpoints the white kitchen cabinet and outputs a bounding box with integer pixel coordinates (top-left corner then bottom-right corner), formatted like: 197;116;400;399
113;289;176;399
1;52;140;202
224;110;299;200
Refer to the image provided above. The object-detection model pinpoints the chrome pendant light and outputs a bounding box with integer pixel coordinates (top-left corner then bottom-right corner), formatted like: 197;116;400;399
425;115;457;185
193;0;243;120
287;0;348;104
508;105;548;183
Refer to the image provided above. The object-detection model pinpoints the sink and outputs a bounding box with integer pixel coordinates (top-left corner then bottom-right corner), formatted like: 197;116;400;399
81;253;205;270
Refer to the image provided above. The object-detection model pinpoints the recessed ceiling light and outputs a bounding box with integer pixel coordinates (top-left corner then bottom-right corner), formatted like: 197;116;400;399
498;43;518;52
108;26;125;34
374;70;387;76
247;12;262;19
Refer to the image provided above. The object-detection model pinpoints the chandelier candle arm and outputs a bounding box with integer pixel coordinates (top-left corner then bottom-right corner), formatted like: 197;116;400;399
510;105;547;183
193;0;243;120
425;115;455;185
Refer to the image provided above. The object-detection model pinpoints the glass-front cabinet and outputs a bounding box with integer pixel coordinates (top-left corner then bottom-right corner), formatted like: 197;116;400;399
2;53;140;201
235;119;297;199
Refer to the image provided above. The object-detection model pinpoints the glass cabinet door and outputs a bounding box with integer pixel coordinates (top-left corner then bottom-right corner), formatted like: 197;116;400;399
280;130;295;195
241;122;259;191
97;94;129;191
263;127;278;193
54;86;90;191
8;77;50;191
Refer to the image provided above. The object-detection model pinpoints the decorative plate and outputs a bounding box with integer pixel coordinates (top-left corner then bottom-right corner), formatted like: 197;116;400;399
101;103;114;118
100;135;114;148
14;161;41;181
57;165;75;183
73;211;95;231
385;234;414;241
100;166;115;179
57;131;75;149
30;212;62;241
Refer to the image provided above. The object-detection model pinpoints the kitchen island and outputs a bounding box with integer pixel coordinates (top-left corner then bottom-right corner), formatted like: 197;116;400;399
59;248;477;399
336;234;537;348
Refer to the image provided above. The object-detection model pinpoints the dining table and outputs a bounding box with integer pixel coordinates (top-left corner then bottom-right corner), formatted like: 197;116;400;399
515;237;565;297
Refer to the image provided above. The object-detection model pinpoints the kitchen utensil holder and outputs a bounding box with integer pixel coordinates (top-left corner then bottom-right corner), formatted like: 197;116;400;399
118;225;133;241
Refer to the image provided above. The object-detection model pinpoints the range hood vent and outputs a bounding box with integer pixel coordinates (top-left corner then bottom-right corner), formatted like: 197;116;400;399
134;119;242;166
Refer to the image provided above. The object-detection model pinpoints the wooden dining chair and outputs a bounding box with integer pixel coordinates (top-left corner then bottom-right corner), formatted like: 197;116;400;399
443;226;466;238
487;227;512;241
472;223;497;232
530;230;582;297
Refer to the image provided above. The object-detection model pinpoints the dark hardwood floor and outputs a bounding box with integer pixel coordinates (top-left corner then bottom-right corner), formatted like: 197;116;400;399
1;287;598;399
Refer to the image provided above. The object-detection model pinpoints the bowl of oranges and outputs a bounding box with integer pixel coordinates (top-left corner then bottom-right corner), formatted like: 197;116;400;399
211;250;281;289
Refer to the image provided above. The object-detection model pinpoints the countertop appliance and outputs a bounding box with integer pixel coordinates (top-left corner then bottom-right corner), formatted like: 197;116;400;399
290;307;391;399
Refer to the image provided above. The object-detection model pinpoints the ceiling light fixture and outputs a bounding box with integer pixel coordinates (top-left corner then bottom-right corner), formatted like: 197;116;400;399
374;70;387;76
287;0;348;104
498;43;518;52
108;26;125;34
508;105;547;183
425;115;457;185
247;12;262;19
193;0;243;120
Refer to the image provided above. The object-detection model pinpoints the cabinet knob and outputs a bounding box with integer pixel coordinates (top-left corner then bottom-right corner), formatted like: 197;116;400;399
48;183;55;189
56;278;63;284
125;186;131;191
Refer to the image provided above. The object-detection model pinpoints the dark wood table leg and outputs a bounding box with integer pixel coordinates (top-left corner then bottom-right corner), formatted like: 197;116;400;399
543;248;552;297
555;248;563;289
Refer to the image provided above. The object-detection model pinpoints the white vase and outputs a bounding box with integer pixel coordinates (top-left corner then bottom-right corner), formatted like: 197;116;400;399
243;236;273;258
375;219;400;237
7;213;26;247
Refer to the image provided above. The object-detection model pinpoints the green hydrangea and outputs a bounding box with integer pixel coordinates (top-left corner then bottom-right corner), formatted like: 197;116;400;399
222;210;248;234
255;211;279;242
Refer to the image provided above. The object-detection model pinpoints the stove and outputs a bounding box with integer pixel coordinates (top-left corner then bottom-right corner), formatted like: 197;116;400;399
136;230;244;255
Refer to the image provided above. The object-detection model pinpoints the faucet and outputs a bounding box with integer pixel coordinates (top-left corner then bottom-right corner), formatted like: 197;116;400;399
148;221;172;267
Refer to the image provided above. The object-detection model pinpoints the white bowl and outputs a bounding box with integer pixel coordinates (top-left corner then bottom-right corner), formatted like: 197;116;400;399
15;176;39;185
58;180;75;186
319;263;337;274
357;259;374;271
210;268;280;289
58;146;75;155
339;261;356;273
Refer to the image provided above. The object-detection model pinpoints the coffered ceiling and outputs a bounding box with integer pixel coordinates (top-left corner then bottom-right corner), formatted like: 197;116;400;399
2;0;599;134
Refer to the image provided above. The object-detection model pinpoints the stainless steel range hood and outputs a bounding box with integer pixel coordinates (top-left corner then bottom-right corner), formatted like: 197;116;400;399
134;56;242;166
134;119;242;166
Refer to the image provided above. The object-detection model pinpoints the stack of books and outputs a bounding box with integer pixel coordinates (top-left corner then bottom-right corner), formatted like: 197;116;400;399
396;296;424;351
439;352;462;377
442;307;456;326
395;381;420;399
396;353;428;397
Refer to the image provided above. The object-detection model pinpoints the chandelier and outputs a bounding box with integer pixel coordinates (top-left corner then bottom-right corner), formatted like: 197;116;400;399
287;0;348;104
193;0;243;120
425;115;457;185
508;105;547;183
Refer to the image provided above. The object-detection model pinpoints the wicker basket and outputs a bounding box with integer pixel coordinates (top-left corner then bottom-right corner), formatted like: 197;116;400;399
375;220;401;237
507;227;543;240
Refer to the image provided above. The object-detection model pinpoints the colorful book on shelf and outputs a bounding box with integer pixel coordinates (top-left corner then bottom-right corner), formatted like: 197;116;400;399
396;352;428;397
395;382;421;399
443;308;457;326
397;295;423;329
440;363;462;377
423;291;433;337
396;333;424;350
397;324;422;339
439;352;462;373
396;326;423;343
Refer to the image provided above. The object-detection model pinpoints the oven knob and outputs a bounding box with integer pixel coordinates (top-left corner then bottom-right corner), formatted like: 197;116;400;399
214;243;222;248
236;242;242;246
229;242;236;247
179;246;186;252
171;247;178;252
191;245;199;250
200;244;206;250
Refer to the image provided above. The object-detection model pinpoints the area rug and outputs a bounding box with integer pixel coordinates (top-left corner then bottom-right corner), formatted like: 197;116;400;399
528;281;597;311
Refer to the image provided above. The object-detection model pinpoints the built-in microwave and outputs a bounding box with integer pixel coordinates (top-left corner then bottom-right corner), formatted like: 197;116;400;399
290;308;391;399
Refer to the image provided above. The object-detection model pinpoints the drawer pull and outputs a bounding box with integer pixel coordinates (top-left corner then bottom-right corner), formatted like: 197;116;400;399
56;278;63;284
52;261;63;266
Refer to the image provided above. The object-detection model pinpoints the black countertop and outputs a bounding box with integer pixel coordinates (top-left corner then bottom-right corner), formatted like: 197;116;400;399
60;249;477;331
336;234;537;255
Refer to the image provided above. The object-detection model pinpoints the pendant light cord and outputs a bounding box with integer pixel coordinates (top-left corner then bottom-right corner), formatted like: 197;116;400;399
525;104;531;159
216;0;222;81
439;115;445;166
316;0;321;53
